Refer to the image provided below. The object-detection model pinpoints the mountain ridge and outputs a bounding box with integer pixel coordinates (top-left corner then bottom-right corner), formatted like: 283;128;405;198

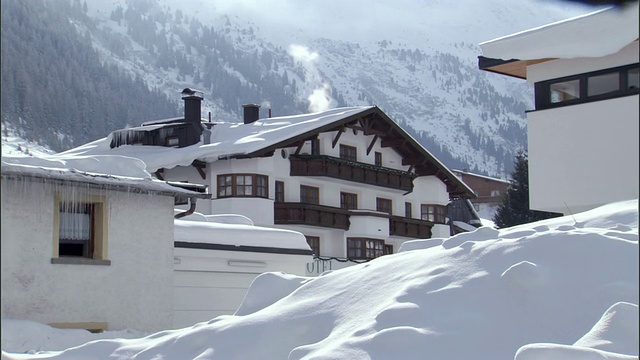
1;0;595;178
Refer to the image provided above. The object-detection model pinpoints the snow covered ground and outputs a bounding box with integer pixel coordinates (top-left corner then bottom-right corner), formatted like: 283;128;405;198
1;199;637;359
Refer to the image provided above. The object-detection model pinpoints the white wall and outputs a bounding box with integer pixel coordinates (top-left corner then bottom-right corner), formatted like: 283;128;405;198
173;247;311;328
527;95;639;214
1;179;175;332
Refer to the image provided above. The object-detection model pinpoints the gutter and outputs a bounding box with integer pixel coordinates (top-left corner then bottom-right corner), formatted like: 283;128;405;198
174;197;198;219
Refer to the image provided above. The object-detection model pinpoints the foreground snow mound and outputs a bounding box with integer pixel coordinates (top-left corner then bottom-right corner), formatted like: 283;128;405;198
2;200;637;360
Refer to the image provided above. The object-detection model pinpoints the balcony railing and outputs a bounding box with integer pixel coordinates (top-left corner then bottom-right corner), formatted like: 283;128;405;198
290;155;415;191
389;216;433;238
274;202;350;230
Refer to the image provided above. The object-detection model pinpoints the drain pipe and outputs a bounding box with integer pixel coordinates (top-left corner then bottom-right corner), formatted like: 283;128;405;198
174;197;198;219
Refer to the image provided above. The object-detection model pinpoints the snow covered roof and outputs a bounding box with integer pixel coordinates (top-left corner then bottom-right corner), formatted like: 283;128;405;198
1;153;209;198
478;3;639;79
451;168;510;184
61;106;476;198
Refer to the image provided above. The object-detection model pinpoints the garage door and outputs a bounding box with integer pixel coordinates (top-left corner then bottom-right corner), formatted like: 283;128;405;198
173;270;260;329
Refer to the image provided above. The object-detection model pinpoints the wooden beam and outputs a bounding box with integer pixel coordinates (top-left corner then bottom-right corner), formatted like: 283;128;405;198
294;141;304;155
332;128;345;149
381;138;405;148
366;135;378;155
402;157;424;166
191;160;206;180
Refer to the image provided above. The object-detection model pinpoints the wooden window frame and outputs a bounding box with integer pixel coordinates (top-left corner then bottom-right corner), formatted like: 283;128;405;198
339;144;357;162
405;202;412;218
305;235;320;256
375;152;382;166
340;192;358;210
376;197;392;215
534;63;640;110
421;204;447;224
52;194;110;266
275;181;285;203
347;237;385;260
300;185;320;205
217;174;269;198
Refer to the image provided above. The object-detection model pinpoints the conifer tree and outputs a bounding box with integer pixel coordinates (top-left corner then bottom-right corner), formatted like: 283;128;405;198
493;151;562;228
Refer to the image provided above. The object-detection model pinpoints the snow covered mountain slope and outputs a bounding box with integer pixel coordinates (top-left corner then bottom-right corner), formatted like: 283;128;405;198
80;0;595;177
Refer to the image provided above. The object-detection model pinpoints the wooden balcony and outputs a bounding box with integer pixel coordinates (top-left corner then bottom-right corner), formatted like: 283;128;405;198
290;155;416;191
389;216;433;238
274;202;350;230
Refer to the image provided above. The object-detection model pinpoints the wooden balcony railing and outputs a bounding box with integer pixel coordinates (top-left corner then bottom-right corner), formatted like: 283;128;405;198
290;155;416;191
389;216;433;238
274;202;350;230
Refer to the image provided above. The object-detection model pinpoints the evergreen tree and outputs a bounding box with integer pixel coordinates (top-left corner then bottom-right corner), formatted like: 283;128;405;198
493;151;562;228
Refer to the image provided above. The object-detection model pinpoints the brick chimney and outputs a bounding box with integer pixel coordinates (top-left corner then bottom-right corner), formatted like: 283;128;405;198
182;88;203;130
242;104;260;124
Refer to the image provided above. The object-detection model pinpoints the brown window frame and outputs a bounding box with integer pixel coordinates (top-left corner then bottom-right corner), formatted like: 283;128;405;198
347;237;385;260
300;185;320;205
275;181;285;203
58;202;95;258
376;197;392;215
217;174;269;198
340;192;358;210
375;152;382;166
405;202;412;218
339;144;357;162
305;235;320;256
421;204;447;224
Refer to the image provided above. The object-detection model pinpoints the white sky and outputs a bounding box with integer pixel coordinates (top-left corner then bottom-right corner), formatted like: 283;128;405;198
2;199;638;359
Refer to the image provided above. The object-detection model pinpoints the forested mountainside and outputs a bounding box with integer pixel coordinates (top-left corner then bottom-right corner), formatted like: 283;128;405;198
0;0;590;177
0;0;180;150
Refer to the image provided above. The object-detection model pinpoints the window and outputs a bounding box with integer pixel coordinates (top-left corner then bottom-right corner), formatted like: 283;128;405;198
490;190;501;197
588;72;619;97
300;185;319;205
166;136;179;147
550;79;580;103
53;196;109;265
535;64;640;110
375;152;382;166
217;174;269;198
384;244;393;255
305;236;320;256
347;238;385;260
376;197;392;215
421;204;447;224
275;181;285;203
311;138;320;155
405;202;412;218
340;192;358;210
339;144;357;162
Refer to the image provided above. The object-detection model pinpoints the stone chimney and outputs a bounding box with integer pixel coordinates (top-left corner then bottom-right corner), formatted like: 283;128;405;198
182;88;203;128
242;104;260;124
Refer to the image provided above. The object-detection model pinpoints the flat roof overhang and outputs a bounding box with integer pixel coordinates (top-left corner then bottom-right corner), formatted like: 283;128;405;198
477;56;555;80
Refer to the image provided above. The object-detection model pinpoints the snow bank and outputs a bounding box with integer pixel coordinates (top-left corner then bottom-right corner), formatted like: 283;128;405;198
2;200;637;360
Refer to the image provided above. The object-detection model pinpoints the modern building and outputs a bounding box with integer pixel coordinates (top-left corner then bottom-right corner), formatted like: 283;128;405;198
478;3;639;214
63;89;477;274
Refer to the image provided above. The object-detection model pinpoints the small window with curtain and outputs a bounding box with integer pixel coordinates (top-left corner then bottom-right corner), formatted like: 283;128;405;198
217;174;269;198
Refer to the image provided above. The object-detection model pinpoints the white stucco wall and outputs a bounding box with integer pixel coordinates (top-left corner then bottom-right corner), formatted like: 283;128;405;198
1;179;175;332
173;247;311;328
527;95;639;214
